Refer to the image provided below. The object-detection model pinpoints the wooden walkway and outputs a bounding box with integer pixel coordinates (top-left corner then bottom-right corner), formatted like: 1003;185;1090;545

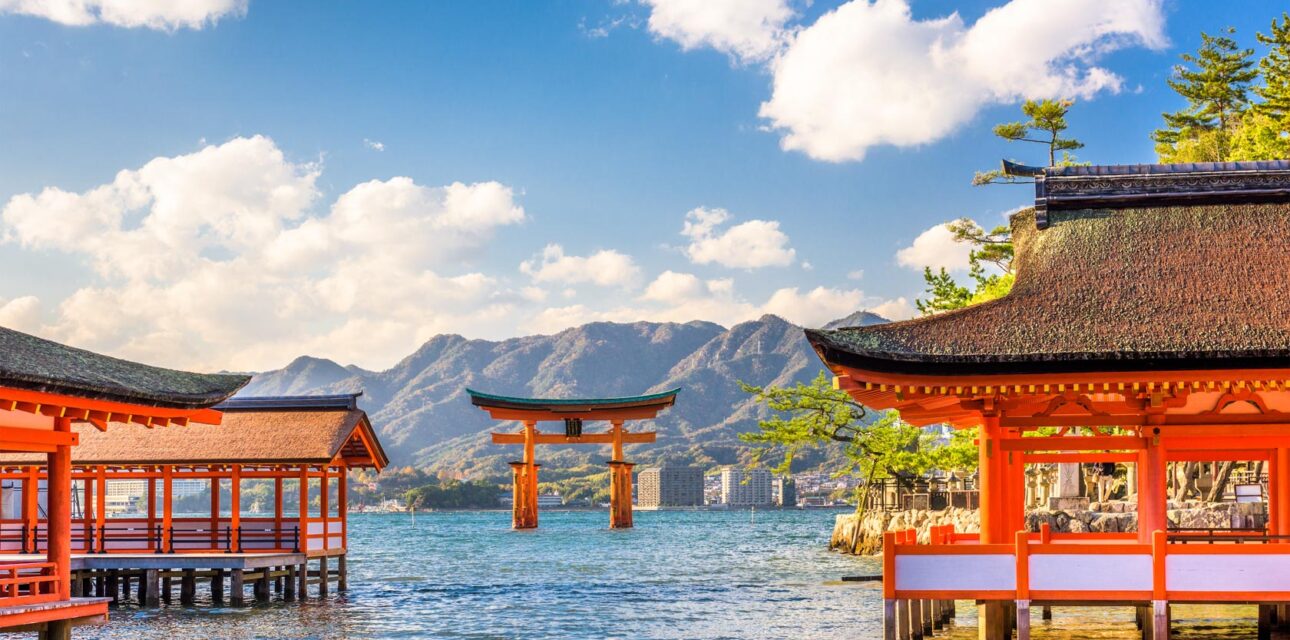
0;552;348;608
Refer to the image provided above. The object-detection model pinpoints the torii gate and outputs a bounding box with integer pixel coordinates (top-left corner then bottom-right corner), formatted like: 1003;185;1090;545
467;388;678;529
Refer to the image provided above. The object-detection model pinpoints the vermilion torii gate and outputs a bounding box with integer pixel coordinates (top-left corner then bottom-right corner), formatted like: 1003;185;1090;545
467;389;678;529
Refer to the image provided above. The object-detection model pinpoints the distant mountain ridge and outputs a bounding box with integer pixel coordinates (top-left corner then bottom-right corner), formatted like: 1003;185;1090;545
241;311;888;477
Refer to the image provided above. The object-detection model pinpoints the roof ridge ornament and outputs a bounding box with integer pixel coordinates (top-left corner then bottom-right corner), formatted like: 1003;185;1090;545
1028;160;1290;230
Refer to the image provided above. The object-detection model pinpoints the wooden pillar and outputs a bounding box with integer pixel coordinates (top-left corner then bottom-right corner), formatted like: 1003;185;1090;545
210;569;224;602
48;417;72;600
607;461;634;528
1277;449;1290;540
161;574;172;604
1270;453;1280;536
1138;432;1167;544
319;465;329;550
523;421;539;528
274;476;284;548
144;569;160;607
298;465;309;554
82;473;93;553
1005;430;1026;536
231;464;242;552
21;466;36;553
1260;604;1274;640
910;599;923;639
338;553;348;591
883;531;897;640
255;568;270;602
42;620;71;640
284;564;297;601
210;474;220;549
338;467;348;551
319;555;329;596
296;561;308;600
231;569;245;605
978;414;1008;639
1016;600;1030;640
146;474;157;551
94;466;106;553
162;465;173;552
509;462;539;529
180;569;196;604
883;598;897;640
897;597;911;640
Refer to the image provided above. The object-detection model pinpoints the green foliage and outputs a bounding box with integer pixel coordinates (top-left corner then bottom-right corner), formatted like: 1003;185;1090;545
404;479;502;510
738;372;978;482
1154;28;1258;162
974;99;1084;184
915;218;1015;315
1255;13;1290;119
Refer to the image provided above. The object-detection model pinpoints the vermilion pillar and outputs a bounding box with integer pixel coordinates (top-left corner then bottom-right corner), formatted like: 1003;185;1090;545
1137;432;1167;544
1277;448;1290;541
509;461;539;529
607;461;634;528
978;414;1004;544
48;417;72;598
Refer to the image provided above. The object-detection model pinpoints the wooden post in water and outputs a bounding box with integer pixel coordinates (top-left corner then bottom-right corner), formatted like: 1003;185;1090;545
296;561;308;599
909;599;923;639
144;569;160;607
231;569;245;605
319;556;330;596
1260;604;1273;640
180;569;196;605
211;569;224;602
285;565;297;601
338;554;348;591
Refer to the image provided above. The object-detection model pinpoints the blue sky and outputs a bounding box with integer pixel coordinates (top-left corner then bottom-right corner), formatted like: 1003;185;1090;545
0;0;1281;371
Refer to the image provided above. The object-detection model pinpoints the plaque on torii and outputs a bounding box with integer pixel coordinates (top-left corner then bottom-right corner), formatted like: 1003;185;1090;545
467;388;678;529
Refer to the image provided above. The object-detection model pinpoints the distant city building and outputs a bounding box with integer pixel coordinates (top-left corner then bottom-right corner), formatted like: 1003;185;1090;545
721;467;773;507
537;494;565;508
637;464;704;507
773;477;796;507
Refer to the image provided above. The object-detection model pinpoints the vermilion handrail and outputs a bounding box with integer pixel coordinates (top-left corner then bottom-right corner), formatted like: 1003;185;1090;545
0;561;59;606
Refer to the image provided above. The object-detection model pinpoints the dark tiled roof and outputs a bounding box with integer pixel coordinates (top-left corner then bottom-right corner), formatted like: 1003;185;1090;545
808;201;1290;376
0;326;248;409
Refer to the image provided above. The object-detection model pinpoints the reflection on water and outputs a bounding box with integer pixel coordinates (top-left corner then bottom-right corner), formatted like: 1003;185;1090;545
80;511;1262;639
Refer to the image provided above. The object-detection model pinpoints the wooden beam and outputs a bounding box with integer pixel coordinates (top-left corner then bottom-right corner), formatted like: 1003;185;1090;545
1023;452;1139;464
479;407;669;421
1167;449;1271;462
0;426;78;448
491;431;657;445
999;436;1144;452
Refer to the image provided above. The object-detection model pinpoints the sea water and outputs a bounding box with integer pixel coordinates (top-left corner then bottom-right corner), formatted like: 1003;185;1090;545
83;510;1259;639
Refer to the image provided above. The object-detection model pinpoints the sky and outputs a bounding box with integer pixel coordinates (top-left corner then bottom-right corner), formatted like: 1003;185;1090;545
0;0;1279;372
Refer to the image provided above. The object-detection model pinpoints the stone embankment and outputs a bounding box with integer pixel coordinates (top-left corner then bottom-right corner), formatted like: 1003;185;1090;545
830;501;1264;555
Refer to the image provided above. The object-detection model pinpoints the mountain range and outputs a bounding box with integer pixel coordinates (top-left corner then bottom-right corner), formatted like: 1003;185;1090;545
241;311;888;478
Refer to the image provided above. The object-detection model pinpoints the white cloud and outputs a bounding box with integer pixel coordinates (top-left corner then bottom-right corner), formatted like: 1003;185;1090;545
0;0;247;30
895;223;973;272
650;0;1162;162
846;269;864;280
519;244;641;287
0;296;41;333
762;286;864;328
0;135;526;371
364;139;385;152
681;207;795;269
640;0;794;64
869;297;914;321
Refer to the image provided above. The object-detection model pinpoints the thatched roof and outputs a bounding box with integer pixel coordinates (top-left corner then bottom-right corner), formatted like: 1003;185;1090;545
0;395;386;469
0;326;248;409
808;163;1290;377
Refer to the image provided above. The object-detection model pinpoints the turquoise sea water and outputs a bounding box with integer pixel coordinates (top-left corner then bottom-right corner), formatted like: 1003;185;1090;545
81;510;1264;639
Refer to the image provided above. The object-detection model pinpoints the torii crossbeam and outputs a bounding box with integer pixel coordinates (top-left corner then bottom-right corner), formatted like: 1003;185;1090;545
467;388;679;529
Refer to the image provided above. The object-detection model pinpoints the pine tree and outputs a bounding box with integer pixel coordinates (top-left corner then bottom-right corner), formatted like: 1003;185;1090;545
973;99;1084;185
1153;28;1258;162
1255;13;1290;119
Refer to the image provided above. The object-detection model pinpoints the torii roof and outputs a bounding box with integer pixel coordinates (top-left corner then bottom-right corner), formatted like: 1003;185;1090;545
467;388;679;421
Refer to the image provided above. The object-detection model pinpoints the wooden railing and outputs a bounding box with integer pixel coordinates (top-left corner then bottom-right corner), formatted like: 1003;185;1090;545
0;562;59;606
886;524;1290;603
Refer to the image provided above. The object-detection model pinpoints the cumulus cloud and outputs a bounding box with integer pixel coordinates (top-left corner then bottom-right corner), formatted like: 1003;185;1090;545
759;0;1166;161
519;244;641;287
641;0;795;64
364;139;385;152
527;268;867;335
0;0;247;30
895;223;973;272
0;135;526;370
869;297;914;321
681;207;795;269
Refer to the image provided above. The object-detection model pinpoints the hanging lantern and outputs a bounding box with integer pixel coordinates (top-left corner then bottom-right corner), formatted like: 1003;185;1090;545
564;418;583;438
